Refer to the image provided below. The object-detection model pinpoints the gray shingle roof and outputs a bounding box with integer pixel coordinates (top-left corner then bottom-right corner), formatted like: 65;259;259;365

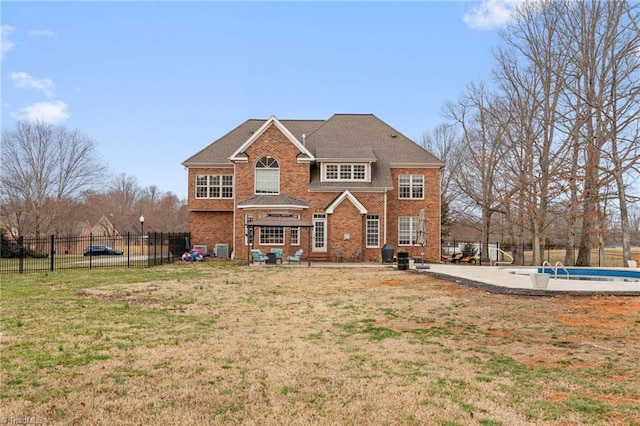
182;119;324;167
237;194;309;208
306;114;443;189
183;114;444;189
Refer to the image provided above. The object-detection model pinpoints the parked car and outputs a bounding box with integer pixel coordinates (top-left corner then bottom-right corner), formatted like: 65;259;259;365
83;245;123;256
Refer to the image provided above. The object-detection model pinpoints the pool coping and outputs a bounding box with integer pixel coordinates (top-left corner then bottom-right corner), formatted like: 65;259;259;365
414;264;640;297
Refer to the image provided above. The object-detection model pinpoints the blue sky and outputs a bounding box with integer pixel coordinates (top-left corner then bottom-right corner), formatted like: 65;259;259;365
1;1;516;199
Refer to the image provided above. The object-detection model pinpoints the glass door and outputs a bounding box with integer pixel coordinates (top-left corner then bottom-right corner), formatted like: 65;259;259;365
313;214;327;252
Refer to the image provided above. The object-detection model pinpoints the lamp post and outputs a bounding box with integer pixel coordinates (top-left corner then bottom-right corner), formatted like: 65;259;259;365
139;215;145;258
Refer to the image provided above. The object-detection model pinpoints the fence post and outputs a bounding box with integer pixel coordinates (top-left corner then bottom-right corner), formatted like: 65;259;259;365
18;236;24;274
50;234;55;272
127;232;130;268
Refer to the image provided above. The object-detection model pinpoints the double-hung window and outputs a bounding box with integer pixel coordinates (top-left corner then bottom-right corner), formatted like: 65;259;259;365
398;175;424;199
290;228;300;246
366;215;380;248
398;216;418;246
255;157;279;194
196;175;233;199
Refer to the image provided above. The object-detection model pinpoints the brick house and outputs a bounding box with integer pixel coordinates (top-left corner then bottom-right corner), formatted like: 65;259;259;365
182;114;444;263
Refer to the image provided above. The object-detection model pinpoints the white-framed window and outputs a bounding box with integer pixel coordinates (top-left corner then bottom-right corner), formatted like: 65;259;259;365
195;175;233;199
255;156;279;194
398;175;424;199
290;228;300;246
244;214;254;246
259;227;284;245
366;214;380;248
322;163;368;182
326;164;338;180
398;216;418;246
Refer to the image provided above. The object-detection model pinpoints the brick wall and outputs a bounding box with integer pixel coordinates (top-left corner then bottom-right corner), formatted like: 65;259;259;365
189;211;233;254
387;168;441;262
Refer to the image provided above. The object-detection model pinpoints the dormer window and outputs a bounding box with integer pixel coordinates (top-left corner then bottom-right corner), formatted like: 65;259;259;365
322;163;369;182
255;156;279;194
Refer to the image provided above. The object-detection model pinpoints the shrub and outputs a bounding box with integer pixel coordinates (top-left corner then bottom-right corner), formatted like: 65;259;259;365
461;242;478;258
0;228;47;258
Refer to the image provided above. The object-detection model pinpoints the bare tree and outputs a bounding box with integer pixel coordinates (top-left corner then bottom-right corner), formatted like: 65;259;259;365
552;0;640;265
105;173;142;232
444;82;509;263
495;0;573;265
0;121;106;237
420;123;465;236
597;2;640;266
152;192;189;232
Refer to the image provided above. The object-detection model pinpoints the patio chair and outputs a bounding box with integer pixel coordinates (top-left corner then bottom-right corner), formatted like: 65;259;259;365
251;249;269;265
351;248;362;262
333;246;345;262
270;248;283;264
287;249;304;264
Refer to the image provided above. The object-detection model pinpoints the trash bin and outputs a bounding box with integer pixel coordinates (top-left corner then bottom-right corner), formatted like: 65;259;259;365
381;243;395;264
397;252;409;270
266;253;277;265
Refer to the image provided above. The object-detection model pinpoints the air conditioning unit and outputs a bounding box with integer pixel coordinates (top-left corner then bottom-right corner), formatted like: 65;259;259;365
215;244;229;258
193;245;208;254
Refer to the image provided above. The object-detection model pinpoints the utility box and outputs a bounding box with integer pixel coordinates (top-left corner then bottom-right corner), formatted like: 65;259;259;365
381;243;395;264
215;244;229;258
193;245;208;255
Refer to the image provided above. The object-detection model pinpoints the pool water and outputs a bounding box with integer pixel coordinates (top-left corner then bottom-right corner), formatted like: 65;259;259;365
506;267;640;282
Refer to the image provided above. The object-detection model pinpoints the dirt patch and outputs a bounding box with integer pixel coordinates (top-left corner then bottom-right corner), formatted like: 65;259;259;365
75;286;161;306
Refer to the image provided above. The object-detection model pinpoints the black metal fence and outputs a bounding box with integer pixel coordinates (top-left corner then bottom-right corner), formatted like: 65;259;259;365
0;232;191;274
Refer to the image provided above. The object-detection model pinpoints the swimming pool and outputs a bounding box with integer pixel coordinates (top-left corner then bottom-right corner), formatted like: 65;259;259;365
506;267;640;282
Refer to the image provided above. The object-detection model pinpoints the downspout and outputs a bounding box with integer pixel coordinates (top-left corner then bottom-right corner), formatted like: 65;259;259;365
383;189;388;244
232;162;237;261
438;167;443;261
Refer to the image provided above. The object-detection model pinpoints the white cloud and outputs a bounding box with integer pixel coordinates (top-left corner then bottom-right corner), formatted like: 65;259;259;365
463;0;521;30
12;100;70;124
10;72;54;97
28;30;58;38
1;25;16;58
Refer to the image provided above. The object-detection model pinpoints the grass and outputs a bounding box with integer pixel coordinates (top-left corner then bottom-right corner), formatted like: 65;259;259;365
523;247;640;267
1;261;639;425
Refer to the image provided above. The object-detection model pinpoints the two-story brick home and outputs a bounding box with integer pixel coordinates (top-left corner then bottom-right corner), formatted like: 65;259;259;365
182;114;444;263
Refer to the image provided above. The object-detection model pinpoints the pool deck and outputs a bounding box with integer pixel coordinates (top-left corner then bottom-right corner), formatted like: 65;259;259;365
418;264;640;296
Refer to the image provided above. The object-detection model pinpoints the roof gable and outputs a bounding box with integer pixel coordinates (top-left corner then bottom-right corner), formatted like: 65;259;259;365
325;190;368;214
229;116;315;162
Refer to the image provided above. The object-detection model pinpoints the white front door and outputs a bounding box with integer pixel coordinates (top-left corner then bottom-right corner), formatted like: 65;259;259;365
313;214;327;252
